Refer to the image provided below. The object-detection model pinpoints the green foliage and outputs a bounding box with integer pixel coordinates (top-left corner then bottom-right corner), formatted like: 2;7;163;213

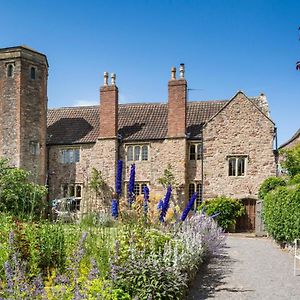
199;196;245;230
258;176;286;199
263;184;300;243
89;168;105;195
0;159;47;219
280;143;300;178
289;173;300;185
157;163;178;188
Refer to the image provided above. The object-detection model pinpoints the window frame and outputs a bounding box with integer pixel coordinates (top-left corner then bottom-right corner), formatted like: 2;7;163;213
188;182;203;208
59;147;80;164
29;141;40;155
125;181;149;197
7;64;14;78
189;143;202;161
126;144;149;162
60;183;83;211
227;156;247;177
30;66;37;80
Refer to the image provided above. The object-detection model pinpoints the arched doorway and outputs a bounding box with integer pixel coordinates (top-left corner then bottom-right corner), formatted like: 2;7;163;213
236;198;256;232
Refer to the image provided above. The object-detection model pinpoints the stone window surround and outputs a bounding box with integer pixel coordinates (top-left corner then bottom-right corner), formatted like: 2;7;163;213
6;62;15;78
124;181;149;197
227;155;248;177
59;147;81;164
29;141;40;155
189;142;202;160
125;143;150;162
29;65;37;80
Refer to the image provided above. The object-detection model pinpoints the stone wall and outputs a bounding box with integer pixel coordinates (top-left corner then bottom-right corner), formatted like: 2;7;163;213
203;92;276;200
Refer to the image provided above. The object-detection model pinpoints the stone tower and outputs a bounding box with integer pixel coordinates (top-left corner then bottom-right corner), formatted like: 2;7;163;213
0;46;48;184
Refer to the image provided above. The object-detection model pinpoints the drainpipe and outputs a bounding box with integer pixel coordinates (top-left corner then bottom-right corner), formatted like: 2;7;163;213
201;126;204;202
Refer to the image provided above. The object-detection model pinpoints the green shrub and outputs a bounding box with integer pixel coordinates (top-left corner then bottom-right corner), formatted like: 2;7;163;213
0;159;47;219
263;184;300;243
280;143;300;178
199;196;245;230
258;176;286;199
289;174;300;185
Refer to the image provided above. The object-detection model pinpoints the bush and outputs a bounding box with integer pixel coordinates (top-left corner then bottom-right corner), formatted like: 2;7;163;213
280;143;300;178
258;176;286;199
263;184;300;243
0;159;47;219
199;196;245;230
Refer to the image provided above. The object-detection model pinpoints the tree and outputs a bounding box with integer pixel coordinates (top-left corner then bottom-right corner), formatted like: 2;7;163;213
280;143;300;178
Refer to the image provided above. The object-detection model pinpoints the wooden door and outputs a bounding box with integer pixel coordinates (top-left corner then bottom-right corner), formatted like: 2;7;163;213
236;198;256;232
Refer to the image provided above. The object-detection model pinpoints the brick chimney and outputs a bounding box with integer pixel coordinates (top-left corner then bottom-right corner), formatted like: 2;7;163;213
99;72;118;138
167;64;187;138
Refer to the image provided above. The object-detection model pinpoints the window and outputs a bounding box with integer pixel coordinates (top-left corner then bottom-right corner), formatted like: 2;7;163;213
61;183;83;210
30;67;36;80
7;64;14;77
126;145;149;161
29;141;40;155
228;156;246;176
188;182;203;208
189;143;202;160
60;148;80;164
126;182;149;197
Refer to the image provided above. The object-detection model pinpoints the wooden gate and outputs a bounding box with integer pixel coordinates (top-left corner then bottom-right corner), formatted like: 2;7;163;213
236;198;256;232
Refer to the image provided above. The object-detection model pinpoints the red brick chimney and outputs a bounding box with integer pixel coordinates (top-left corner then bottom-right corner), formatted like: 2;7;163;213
167;64;187;138
99;72;118;138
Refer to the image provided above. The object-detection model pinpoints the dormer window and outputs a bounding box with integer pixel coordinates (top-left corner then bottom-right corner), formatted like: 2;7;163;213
30;67;36;80
7;64;14;78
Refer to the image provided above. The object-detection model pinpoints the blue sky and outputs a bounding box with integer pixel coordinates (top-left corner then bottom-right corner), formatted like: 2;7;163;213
1;0;299;145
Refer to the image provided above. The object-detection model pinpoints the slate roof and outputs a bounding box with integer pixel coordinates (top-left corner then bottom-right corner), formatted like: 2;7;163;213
47;98;259;145
279;128;300;149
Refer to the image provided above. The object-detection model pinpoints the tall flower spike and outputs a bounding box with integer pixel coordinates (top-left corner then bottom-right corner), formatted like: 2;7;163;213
160;185;172;222
116;160;123;196
181;192;197;221
111;198;119;219
143;185;150;214
128;164;136;207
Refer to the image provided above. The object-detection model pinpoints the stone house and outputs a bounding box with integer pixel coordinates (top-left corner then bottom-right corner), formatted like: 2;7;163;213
279;129;300;150
0;46;277;231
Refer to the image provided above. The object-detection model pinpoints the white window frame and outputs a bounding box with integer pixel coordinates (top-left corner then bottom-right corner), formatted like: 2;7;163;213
188;182;203;208
59;147;80;164
126;144;149;162
189;143;202;160
125;181;149;197
227;156;247;177
29;141;40;155
61;183;83;210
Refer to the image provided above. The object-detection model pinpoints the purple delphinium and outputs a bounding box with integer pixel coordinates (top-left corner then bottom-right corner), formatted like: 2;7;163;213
116;160;123;196
159;185;172;222
143;185;150;214
88;258;100;280
181;192;197;221
128;164;136;206
111;198;119;219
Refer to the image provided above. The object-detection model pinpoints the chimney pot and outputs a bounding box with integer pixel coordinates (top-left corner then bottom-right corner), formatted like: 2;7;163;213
179;63;185;79
171;67;176;80
104;72;109;85
111;73;116;85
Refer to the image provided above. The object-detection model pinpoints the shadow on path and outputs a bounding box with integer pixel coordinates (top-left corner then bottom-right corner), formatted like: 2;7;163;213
187;245;252;299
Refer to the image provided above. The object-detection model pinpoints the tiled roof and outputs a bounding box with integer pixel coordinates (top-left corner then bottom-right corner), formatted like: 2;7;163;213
47;98;258;145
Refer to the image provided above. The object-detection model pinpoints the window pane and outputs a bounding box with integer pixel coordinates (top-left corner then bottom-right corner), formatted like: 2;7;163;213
190;144;196;160
134;183;140;196
127;146;133;161
69;185;75;197
229;158;236;176
196;183;203;207
134;146;140;161
75;185;82;198
141;145;148;161
238;158;245;176
7;65;13;77
196;144;202;160
30;67;36;79
74;149;80;162
188;183;195;200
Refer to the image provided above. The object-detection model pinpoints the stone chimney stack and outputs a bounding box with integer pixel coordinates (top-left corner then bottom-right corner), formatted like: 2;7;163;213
99;72;118;138
167;64;187;138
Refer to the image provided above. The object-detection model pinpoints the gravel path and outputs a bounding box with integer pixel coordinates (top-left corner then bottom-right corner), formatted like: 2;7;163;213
188;235;300;299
